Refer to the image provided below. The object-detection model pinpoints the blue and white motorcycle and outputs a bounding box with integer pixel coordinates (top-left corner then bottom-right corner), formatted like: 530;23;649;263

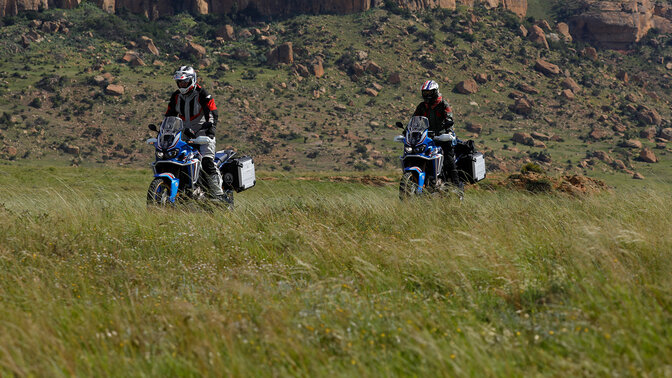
394;116;485;199
145;117;255;207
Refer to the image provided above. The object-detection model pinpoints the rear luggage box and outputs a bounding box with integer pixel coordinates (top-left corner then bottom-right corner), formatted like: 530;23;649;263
458;152;486;184
221;156;256;192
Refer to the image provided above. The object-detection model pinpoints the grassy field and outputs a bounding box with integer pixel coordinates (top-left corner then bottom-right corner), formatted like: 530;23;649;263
0;164;671;376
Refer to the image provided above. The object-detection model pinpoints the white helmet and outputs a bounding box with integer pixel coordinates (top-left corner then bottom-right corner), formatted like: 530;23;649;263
174;66;197;94
421;80;440;103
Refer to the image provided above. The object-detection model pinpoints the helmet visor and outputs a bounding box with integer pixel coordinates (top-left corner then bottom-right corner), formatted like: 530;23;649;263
422;89;437;99
176;79;191;88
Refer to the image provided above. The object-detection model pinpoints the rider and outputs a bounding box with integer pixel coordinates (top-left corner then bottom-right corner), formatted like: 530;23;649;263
413;80;461;189
165;65;225;201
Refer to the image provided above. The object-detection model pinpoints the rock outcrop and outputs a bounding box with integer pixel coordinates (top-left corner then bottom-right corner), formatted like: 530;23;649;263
569;0;672;49
0;0;528;19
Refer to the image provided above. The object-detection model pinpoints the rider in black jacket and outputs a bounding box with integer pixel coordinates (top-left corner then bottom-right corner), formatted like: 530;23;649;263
413;80;461;188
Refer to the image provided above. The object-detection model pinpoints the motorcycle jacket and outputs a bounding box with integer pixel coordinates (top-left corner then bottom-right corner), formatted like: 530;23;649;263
413;97;454;135
165;84;219;138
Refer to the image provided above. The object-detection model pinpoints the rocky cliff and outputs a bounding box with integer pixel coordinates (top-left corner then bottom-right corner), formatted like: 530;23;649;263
569;0;672;49
0;0;527;19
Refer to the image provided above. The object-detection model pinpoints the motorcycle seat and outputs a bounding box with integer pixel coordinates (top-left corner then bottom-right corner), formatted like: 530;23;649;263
215;149;235;163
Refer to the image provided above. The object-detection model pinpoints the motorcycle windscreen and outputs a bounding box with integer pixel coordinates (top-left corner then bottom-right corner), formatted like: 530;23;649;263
406;116;429;146
158;117;184;150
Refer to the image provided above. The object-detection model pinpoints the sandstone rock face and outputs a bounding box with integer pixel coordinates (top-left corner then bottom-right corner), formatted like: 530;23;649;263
569;0;667;49
0;0;528;19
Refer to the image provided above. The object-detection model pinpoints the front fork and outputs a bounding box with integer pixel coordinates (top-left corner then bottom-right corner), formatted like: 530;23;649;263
404;167;425;194
154;173;180;203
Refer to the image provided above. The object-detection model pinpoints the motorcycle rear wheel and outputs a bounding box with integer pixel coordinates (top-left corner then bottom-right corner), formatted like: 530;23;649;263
399;172;419;200
147;178;170;206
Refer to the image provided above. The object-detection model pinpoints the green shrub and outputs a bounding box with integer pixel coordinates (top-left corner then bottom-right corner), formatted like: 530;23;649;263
521;162;544;174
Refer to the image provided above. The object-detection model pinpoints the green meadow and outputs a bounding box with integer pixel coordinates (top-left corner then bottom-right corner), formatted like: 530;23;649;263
0;165;670;376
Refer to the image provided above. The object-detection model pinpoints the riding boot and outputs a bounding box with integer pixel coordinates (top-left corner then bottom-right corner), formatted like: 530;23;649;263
201;156;225;201
206;172;225;199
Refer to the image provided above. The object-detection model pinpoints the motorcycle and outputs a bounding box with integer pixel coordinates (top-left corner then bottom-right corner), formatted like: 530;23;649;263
394;116;485;199
145;116;256;207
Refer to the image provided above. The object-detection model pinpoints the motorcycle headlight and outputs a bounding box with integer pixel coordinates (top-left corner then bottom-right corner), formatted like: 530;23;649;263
404;146;412;153
156;151;164;159
414;145;425;153
167;149;178;159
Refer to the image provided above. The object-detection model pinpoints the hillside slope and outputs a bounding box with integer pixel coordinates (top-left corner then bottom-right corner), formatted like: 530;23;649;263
0;4;671;184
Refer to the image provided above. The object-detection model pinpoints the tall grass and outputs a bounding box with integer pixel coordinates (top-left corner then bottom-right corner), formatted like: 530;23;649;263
0;166;670;376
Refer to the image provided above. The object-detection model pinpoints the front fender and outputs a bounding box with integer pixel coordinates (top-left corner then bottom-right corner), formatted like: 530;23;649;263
154;173;180;202
404;167;425;193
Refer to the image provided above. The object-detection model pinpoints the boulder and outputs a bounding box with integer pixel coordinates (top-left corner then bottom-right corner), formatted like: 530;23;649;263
474;73;488;84
535;59;560;76
239;29;253;39
59;143;80;155
278;42;293;64
365;61;382;75
257;35;275;47
581;47;598;61
184;42;206;59
512;132;534;146
4;146;17;157
639;148;658;163
593;150;613;164
517;83;539;94
352;62;365;76
616;70;629;83
625;93;641;103
557;22;572;42
455;79;478;94
620;139;643;149
92;75;106;86
295;64;310;77
216;25;236;41
105;84;124;96
536;19;550;31
139;36;159;56
589;129;608;140
636;106;662;125
121;51;140;64
312;59;325;78
365;88;379;97
560;89;575;100
233;49;251;60
531;132;550;141
510;98;533;115
561;77;582;93
612;159;627;170
660;128;672;141
519;24;528;37
528;25;549;49
640;127;657;139
388;72;401;84
633;172;645;180
466;123;483;133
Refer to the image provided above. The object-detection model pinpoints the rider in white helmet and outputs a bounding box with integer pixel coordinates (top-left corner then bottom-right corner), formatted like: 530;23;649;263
413;80;461;189
165;66;226;201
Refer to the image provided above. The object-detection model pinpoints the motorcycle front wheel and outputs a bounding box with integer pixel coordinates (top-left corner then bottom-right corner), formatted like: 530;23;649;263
147;178;170;206
399;172;419;200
